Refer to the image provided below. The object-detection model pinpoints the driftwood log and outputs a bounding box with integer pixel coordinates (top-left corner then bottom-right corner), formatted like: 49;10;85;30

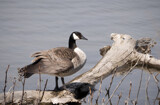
0;33;159;104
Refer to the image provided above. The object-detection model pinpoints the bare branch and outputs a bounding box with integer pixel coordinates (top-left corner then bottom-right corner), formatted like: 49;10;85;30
3;65;10;104
11;77;16;103
105;69;116;105
117;92;122;105
38;66;41;103
89;87;93;105
128;81;132;99
96;77;102;104
145;76;151;105
20;77;26;105
105;68;116;97
125;81;132;105
40;79;48;102
105;55;142;105
135;70;143;104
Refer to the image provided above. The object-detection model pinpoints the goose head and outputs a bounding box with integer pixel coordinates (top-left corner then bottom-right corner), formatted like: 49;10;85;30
69;31;88;49
71;31;88;40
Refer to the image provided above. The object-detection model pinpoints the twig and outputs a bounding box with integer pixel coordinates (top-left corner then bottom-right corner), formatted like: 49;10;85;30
105;69;116;105
105;69;116;97
82;98;87;104
108;92;112;105
142;55;160;105
89;87;93;105
11;77;16;103
145;55;159;87
132;100;137;105
155;73;159;79
38;66;41;103
145;60;160;105
125;81;132;105
102;98;105;105
147;69;159;83
40;79;48;102
96;77;103;104
145;76;150;105
135;70;143;104
38;66;41;91
153;75;160;105
154;92;160;105
106;69;132;105
117;92;122;105
21;77;26;105
154;88;160;105
128;81;132;99
3;65;10;104
105;55;142;105
125;100;128;105
152;74;159;83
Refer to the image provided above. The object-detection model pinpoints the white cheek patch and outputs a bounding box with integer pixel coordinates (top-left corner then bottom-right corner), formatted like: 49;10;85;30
73;33;80;40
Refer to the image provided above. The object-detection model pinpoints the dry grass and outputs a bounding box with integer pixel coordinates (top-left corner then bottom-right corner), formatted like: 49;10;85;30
1;65;160;105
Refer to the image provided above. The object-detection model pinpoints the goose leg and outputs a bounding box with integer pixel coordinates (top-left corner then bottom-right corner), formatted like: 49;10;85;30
61;77;66;89
54;76;59;91
61;77;65;85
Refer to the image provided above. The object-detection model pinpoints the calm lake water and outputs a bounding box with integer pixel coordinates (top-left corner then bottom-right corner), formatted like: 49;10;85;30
0;0;160;104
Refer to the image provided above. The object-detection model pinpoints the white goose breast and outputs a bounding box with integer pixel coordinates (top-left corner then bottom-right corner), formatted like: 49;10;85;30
73;47;86;68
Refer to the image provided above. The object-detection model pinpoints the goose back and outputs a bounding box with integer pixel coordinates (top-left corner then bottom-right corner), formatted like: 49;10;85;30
21;47;82;77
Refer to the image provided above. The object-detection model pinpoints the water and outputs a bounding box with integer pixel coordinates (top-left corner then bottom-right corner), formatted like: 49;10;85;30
0;0;160;104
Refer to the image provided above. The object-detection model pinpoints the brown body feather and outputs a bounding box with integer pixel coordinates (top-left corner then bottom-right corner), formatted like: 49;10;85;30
18;47;80;78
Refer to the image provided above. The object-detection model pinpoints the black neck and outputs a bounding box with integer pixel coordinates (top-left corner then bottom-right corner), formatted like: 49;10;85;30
69;36;77;49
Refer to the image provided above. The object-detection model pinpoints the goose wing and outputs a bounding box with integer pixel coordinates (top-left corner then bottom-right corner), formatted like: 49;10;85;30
30;47;77;74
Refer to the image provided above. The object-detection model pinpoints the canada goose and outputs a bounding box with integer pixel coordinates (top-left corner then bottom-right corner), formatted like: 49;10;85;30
18;31;88;90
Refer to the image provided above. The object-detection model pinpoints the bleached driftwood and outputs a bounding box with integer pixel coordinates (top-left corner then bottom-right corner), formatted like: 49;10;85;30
0;33;160;104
